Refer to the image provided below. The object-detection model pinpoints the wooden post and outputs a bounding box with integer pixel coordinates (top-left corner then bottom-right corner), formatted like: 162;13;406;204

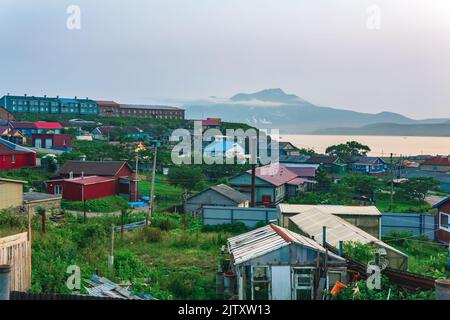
147;145;158;226
108;224;115;271
27;204;32;289
83;200;87;223
182;190;187;229
41;209;46;239
338;240;343;256
250;163;256;207
121;209;125;238
389;153;394;211
322;226;327;247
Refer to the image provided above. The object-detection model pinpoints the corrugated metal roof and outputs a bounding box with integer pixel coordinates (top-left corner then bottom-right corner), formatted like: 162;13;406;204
228;224;343;265
278;204;382;216
288;208;407;257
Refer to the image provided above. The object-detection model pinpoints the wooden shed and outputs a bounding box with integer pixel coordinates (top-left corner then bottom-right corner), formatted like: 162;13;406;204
227;224;347;300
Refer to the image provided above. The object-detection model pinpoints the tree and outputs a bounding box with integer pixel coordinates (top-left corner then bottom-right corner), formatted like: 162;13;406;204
167;166;205;193
299;148;316;156
338;174;381;199
396;177;440;202
315;167;332;193
325;141;371;162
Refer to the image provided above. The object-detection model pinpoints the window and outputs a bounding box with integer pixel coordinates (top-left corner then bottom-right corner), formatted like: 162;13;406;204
293;268;314;300
11;155;16;163
439;212;449;231
250;266;270;300
327;270;344;290
54;185;63;195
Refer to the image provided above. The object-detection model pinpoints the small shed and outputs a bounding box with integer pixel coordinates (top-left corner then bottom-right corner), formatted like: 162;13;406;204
288;208;408;270
432;196;450;245
227;224;347;300
278;204;382;238
186;184;249;215
23;192;62;215
0;178;26;210
47;176;116;201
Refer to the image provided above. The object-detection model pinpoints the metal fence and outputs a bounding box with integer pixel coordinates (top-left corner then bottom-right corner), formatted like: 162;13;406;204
381;213;436;240
201;206;277;227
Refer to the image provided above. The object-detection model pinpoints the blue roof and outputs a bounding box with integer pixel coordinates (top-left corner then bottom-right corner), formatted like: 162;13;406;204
204;140;243;152
432;196;450;209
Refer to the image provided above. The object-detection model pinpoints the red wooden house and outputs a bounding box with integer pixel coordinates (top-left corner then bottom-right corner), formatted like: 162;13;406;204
433;196;450;244
50;160;138;201
47;176;116;201
0;138;36;171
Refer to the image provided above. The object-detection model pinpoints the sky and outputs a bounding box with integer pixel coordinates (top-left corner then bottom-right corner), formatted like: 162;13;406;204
0;0;450;119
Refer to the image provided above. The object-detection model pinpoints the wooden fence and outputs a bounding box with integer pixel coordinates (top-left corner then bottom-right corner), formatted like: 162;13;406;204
0;232;30;292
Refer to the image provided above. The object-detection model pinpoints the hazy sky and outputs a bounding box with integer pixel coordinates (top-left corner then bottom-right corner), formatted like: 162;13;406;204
1;0;450;119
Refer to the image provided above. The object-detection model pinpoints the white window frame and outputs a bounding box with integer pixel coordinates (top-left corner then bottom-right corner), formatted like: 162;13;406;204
439;212;450;232
55;185;63;195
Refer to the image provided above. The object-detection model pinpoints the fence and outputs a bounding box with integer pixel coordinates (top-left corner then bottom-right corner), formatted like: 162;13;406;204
381;213;436;240
0;232;30;292
201;206;277;227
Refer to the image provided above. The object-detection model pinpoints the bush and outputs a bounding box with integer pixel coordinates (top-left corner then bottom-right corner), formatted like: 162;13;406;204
201;222;250;234
61;196;129;213
141;227;162;243
151;213;180;231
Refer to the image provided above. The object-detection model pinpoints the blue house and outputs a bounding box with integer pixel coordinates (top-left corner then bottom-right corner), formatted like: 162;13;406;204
203;140;246;160
351;157;387;175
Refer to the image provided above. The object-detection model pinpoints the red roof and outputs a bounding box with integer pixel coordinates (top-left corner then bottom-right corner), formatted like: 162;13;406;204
421;156;450;167
34;122;63;130
247;164;316;187
202;119;221;126
65;176;115;185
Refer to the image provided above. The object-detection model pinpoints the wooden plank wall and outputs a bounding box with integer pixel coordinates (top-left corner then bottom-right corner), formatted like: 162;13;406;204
0;232;30;292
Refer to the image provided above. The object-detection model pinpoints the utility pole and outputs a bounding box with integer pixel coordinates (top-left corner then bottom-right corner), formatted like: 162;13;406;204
41;209;46;239
389;153;394;211
121;209;125;238
135;155;139;202
182;190;188;229
108;224;115;271
147;145;157;226
250;163;256;207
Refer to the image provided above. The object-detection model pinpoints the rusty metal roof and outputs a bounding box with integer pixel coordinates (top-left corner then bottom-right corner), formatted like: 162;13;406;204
228;224;343;265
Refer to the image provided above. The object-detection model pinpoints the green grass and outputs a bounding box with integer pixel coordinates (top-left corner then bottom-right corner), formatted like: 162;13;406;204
61;195;130;213
375;192;431;213
138;174;183;212
0;211;227;299
383;232;450;279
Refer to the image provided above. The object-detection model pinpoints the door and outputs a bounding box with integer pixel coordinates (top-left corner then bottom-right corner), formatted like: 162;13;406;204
45;138;53;149
262;195;272;207
292;267;315;300
35;139;42;148
271;266;291;300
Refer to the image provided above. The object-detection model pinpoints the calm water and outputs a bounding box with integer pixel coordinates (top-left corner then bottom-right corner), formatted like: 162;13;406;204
281;135;450;157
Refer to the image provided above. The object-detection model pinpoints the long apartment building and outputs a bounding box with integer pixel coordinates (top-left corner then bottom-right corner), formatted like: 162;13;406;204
0;94;184;120
0;94;98;115
97;101;184;120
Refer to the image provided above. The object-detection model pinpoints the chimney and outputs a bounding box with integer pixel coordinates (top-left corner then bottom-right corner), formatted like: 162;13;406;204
56;95;59;99
24;94;27;97
80;155;86;161
69;171;73;179
74;96;77;99
44;95;47;98
0;264;11;300
81;171;84;179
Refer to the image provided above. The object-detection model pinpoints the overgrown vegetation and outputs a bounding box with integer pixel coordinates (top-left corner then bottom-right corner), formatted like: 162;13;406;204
61;196;130;213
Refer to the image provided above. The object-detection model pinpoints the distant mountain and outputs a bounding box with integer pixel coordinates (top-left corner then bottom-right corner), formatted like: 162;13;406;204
314;122;450;137
183;89;449;134
230;88;306;104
